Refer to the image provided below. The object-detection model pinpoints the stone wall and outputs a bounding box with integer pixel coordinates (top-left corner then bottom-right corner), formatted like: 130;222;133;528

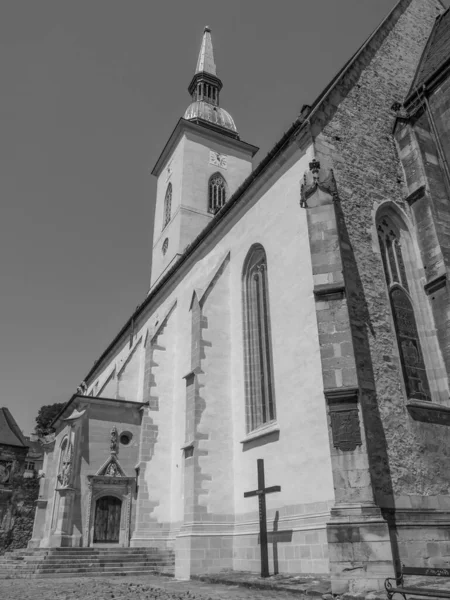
315;0;447;502
303;0;448;592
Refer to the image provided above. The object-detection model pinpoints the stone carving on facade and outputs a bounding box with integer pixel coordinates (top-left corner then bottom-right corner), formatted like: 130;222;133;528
76;381;88;395
300;158;338;208
105;462;120;477
57;443;73;488
329;404;362;452
110;426;118;454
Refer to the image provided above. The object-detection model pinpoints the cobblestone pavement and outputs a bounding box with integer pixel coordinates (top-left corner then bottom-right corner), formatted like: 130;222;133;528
0;573;312;600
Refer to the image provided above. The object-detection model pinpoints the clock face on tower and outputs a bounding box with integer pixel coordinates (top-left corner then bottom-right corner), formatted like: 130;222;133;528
209;150;228;169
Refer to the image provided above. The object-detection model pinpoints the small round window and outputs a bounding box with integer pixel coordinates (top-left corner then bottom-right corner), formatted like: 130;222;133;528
120;432;132;446
162;238;169;255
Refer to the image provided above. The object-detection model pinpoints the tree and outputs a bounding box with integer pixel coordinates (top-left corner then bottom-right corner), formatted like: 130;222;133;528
34;403;66;436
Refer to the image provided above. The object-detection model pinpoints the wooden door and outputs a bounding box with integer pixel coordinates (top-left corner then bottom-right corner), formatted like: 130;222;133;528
93;496;122;543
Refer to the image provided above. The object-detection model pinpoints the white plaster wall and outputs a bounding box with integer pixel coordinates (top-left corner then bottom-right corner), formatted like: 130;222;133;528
117;339;142;401
151;139;185;286
181;132;253;214
151;128;253;287
169;298;189;528
142;309;177;525
81;139;335;538
197;259;234;516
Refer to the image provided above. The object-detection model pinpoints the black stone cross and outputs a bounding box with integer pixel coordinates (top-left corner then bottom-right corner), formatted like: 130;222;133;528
244;458;281;577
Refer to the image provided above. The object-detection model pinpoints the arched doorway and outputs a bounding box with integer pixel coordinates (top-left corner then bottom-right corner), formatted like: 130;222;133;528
93;496;122;543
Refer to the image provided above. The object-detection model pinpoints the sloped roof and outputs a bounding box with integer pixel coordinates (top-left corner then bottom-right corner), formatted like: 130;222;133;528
0;407;29;448
410;9;450;93
81;0;443;388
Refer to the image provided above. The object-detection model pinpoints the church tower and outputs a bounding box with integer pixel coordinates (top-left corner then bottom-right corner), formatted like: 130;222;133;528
150;26;258;288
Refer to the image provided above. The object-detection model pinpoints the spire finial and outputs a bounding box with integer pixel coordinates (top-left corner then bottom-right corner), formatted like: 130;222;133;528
196;26;216;75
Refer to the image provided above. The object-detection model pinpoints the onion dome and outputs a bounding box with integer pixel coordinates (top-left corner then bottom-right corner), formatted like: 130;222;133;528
185;27;239;139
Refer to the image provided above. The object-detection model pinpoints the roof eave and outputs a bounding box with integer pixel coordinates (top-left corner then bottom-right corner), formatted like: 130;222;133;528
80;0;424;388
151;118;258;177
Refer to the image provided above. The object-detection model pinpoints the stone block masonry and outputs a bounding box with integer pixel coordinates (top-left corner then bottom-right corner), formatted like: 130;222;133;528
302;0;448;593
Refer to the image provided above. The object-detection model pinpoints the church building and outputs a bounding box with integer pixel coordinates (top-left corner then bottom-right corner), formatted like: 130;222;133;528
30;0;450;594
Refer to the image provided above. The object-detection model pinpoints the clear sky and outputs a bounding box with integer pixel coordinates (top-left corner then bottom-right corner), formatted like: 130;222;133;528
1;0;446;435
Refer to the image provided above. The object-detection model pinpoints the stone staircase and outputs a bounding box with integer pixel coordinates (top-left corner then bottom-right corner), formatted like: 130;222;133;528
0;547;175;579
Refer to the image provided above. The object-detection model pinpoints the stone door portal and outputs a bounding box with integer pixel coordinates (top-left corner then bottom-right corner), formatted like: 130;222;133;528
93;496;122;543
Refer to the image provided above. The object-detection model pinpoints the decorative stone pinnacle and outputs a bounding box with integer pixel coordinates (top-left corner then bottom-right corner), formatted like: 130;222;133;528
309;158;321;184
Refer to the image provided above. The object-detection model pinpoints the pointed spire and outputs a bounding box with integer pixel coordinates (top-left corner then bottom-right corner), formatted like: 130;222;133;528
188;26;223;107
185;27;239;139
195;26;217;76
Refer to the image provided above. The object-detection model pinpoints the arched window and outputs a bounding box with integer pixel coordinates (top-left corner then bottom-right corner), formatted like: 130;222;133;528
242;245;276;432
377;218;430;401
208;173;227;214
163;183;172;229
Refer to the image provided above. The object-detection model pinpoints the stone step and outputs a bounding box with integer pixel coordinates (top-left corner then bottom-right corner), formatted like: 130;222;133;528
0;547;175;579
15;552;173;561
0;562;173;574
51;547;166;551
0;551;173;562
6;547;168;553
0;568;174;580
0;557;175;568
3;555;174;565
0;547;175;580
0;564;175;572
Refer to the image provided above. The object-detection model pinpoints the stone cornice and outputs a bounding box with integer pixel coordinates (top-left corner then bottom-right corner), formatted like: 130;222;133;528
324;387;359;404
151;118;258;177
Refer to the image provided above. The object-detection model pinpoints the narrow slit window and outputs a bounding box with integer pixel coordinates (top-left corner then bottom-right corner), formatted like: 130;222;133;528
242;245;276;432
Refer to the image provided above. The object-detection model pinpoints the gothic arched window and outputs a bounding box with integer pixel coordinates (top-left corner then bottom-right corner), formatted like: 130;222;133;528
242;245;276;432
378;218;430;401
163;183;172;229
208;173;227;214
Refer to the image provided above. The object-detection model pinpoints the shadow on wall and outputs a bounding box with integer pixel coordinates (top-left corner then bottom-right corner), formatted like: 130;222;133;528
335;201;401;577
242;430;280;452
268;510;293;575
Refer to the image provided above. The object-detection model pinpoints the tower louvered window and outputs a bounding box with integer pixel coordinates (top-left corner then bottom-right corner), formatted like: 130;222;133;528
377;218;430;401
242;245;276;432
208;173;227;214
163;183;172;229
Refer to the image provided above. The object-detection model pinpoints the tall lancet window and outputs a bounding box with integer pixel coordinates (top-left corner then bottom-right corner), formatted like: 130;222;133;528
242;244;276;432
377;218;430;401
163;183;172;229
208;173;227;214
